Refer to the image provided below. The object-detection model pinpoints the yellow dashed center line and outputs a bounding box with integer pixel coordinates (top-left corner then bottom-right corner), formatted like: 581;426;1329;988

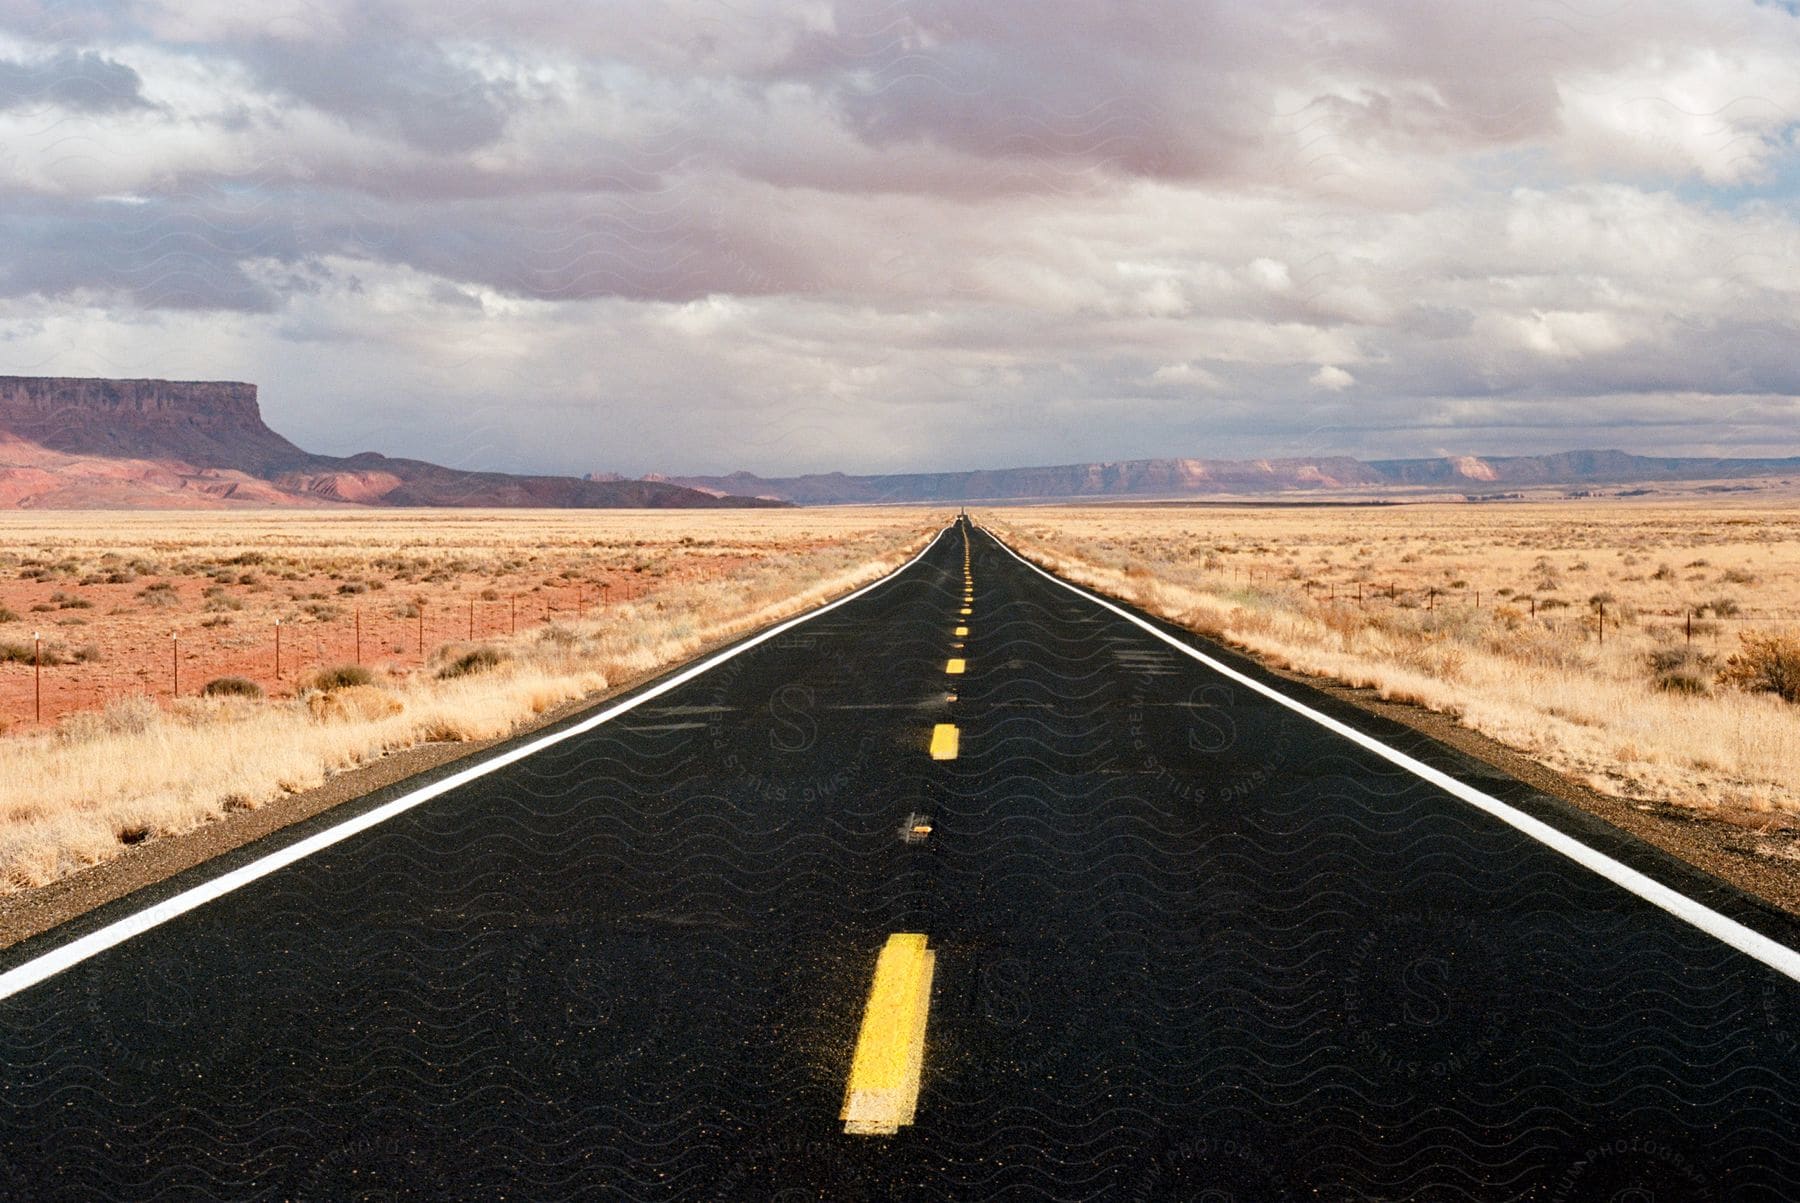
959;607;972;616
842;933;935;1136
929;723;959;758
945;658;965;674
955;626;968;637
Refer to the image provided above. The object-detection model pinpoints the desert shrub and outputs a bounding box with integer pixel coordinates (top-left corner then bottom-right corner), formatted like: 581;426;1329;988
1719;567;1759;585
1717;630;1800;704
336;581;368;595
202;676;264;699
72;644;101;663
302;663;376;693
0;640;66;666
438;646;505;679
1651;563;1675;581
1702;596;1741;618
1649;647;1713;696
302;601;343;622
0;605;18;622
137;581;180;608
537;623;579;648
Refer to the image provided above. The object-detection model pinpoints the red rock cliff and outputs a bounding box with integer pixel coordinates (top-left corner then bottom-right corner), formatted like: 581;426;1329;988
0;376;310;474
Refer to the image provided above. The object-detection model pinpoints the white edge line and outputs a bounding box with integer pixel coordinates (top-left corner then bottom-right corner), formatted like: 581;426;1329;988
0;524;956;1003
979;523;1800;985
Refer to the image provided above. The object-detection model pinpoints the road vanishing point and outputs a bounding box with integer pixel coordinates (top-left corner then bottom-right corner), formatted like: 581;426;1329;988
2;517;1799;1199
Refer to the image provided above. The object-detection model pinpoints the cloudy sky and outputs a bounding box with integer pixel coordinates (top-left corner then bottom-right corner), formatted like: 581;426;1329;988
1;0;1797;476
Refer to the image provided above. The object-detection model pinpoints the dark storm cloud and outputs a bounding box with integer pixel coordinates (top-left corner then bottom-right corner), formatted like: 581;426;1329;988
241;38;517;153
0;48;148;112
0;193;301;311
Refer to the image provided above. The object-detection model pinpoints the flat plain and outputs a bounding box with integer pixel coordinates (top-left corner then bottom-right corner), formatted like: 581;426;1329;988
990;500;1800;859
0;508;938;891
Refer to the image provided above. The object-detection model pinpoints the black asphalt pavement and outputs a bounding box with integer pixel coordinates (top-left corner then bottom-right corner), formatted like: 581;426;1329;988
2;517;1799;1200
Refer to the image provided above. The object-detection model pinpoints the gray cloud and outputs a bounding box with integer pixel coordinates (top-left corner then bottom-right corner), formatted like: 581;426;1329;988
241;39;519;154
0;48;148;112
0;0;1795;471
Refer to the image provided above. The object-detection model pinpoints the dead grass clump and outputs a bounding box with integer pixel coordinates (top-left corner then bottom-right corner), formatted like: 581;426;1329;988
0;640;70;666
57;696;160;744
307;684;404;724
1718;630;1800;704
1648;647;1714;696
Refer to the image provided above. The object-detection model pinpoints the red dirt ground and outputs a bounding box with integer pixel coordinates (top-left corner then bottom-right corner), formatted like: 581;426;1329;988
0;550;772;733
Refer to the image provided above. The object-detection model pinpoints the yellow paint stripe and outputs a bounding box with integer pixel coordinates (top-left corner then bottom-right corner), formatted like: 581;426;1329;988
959;607;972;616
955;626;968;636
842;934;936;1136
929;723;959;759
945;658;965;674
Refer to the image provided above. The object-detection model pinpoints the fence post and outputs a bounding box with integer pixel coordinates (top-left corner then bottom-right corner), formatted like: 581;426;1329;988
275;619;282;680
33;630;41;724
172;632;180;697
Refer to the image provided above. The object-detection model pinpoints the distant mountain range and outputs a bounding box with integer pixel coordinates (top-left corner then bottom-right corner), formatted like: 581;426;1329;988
667;450;1800;504
0;377;782;509
3;375;1791;510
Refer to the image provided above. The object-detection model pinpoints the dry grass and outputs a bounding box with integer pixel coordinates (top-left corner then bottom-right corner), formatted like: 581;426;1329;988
0;508;938;890
987;502;1800;823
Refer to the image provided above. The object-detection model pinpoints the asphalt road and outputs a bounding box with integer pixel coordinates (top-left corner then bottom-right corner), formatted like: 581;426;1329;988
3;516;1799;1200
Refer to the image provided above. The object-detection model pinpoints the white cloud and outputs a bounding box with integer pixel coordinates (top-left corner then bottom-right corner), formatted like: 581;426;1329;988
1310;364;1355;391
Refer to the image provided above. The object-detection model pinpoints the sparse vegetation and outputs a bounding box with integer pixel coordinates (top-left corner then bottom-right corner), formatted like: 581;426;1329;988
990;502;1800;826
0;508;937;892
